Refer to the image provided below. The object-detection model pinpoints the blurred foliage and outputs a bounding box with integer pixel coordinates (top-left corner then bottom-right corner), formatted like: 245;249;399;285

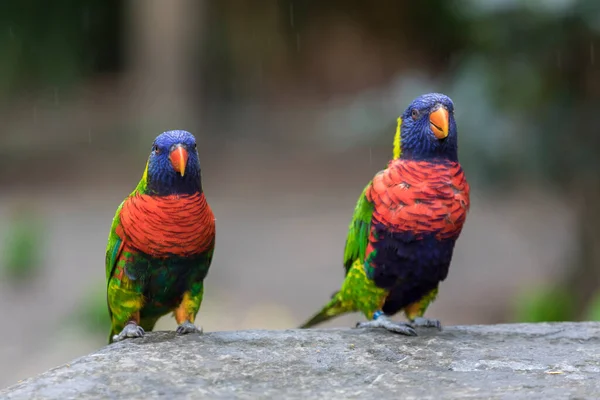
512;285;575;322
1;208;44;284
201;0;469;103
0;0;122;101
459;0;600;188
466;0;600;322
71;285;111;340
586;291;600;320
516;285;600;323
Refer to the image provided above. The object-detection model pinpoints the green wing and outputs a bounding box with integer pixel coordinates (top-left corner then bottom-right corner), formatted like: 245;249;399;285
106;177;144;282
105;197;144;343
106;200;126;329
105;200;125;283
342;181;375;274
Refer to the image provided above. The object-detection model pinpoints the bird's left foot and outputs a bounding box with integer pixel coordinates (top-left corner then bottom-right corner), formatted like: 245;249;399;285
112;322;145;343
356;315;417;336
412;317;442;330
176;320;202;335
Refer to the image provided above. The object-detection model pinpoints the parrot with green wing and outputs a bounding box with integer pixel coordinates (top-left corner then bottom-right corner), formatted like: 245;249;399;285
106;130;216;343
299;93;470;335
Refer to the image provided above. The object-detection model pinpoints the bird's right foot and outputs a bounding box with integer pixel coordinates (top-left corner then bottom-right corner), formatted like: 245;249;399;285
176;320;202;335
356;315;417;336
112;322;145;343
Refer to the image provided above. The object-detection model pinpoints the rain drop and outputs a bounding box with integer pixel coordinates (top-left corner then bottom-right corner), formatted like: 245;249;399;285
257;60;263;86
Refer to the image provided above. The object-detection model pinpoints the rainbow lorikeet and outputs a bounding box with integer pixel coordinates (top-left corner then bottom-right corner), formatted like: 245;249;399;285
299;93;470;335
106;130;216;343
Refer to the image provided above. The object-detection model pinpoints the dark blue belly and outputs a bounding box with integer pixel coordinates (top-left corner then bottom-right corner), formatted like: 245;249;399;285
367;225;457;315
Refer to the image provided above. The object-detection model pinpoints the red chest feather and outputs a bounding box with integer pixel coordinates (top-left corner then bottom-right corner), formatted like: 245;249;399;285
117;192;215;258
367;159;470;240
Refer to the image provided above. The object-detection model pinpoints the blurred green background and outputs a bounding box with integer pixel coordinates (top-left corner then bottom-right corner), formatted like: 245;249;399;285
0;0;599;387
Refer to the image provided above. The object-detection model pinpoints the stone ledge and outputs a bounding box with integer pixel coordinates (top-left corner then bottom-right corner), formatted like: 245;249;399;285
2;322;600;399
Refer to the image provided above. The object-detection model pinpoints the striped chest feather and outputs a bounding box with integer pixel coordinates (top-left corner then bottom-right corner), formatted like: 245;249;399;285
117;192;215;258
367;159;470;240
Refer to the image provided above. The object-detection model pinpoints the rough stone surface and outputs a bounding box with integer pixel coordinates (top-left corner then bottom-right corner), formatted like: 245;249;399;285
2;323;600;399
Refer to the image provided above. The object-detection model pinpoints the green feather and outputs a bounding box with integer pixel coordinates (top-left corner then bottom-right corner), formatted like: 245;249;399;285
134;160;150;193
299;182;384;328
105;201;124;282
299;259;387;328
343;181;375;273
105;200;125;343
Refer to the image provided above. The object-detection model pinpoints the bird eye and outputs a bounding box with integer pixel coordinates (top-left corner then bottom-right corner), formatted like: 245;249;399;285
411;109;420;120
193;143;197;149
152;145;160;154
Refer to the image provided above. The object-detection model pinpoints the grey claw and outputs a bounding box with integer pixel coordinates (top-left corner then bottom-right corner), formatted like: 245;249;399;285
355;315;418;336
113;323;145;342
412;317;442;330
176;321;202;335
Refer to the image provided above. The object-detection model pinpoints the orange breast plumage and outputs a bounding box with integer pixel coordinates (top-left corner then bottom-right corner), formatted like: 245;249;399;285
366;159;470;240
116;192;215;258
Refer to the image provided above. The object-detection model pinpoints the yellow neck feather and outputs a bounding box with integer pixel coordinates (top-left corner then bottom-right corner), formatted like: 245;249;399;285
132;160;150;195
393;117;402;160
141;160;149;183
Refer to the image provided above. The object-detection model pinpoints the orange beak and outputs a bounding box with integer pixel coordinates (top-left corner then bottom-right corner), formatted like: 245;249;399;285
169;145;188;177
429;106;449;139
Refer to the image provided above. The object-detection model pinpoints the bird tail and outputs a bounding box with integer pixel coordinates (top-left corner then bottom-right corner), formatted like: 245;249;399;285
299;291;350;329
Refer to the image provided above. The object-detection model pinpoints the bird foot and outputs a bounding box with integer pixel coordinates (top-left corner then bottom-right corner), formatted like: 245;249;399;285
112;322;145;342
412;317;442;330
356;315;417;336
176;320;202;335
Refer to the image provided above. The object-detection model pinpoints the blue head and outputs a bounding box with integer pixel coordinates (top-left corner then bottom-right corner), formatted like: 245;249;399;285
145;130;202;196
398;93;458;162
